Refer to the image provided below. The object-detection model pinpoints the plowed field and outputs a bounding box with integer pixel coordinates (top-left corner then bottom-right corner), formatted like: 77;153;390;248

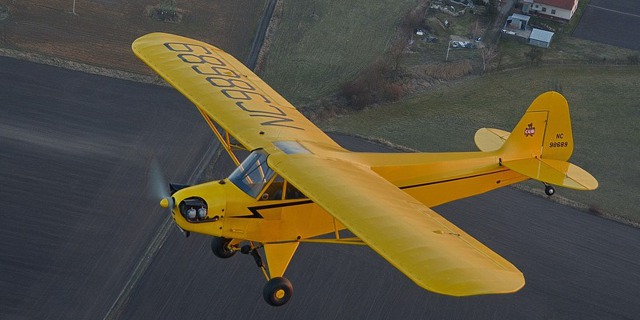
0;0;265;73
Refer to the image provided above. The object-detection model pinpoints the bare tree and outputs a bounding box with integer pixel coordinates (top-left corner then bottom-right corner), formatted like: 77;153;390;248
480;45;499;72
388;41;406;73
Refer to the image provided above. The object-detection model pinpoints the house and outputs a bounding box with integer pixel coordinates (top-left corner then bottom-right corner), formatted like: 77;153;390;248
505;13;530;30
522;0;579;21
502;13;555;48
529;28;554;48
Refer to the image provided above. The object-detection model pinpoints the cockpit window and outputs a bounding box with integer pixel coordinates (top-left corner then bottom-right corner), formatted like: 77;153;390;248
228;150;275;198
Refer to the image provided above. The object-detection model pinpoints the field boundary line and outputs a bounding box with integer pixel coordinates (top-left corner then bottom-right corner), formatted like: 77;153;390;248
588;5;640;18
0;48;166;86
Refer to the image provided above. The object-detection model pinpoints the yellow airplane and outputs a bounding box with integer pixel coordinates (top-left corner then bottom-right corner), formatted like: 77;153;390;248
132;33;598;306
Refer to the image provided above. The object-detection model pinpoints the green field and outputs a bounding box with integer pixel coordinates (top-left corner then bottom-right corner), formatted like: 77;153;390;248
319;65;640;222
260;0;420;105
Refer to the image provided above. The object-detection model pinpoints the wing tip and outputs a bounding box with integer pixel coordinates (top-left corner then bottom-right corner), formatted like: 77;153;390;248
416;270;525;297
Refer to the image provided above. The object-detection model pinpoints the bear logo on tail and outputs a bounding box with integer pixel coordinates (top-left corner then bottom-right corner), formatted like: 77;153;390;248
524;123;535;137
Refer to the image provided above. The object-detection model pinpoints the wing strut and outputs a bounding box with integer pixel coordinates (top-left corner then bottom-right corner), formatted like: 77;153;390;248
195;107;245;166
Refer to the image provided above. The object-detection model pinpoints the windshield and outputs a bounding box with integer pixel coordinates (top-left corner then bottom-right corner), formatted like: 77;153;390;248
228;150;275;198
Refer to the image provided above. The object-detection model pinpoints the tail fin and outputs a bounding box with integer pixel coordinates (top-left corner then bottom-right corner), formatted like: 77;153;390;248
498;91;597;191
500;91;573;162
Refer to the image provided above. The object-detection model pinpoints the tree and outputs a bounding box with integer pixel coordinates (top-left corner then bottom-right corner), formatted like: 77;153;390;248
524;47;543;64
479;45;499;72
485;0;499;23
388;41;406;73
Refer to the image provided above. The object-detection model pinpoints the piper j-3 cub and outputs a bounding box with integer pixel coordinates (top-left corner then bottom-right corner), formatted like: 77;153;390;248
132;33;598;306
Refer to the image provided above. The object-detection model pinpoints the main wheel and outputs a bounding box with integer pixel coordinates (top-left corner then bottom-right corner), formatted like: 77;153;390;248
545;185;555;196
263;277;293;307
210;237;236;259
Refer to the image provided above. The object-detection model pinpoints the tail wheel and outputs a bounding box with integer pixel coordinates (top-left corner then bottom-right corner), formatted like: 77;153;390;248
210;237;236;259
263;277;293;307
545;185;556;196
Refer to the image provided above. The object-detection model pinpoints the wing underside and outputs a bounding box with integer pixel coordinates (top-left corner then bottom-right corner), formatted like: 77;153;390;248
269;153;524;296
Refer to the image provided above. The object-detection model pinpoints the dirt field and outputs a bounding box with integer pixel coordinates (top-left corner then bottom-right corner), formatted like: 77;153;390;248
0;0;265;74
573;0;640;50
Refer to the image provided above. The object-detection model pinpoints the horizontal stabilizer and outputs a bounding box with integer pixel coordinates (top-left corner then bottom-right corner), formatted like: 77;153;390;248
474;128;510;152
502;158;598;190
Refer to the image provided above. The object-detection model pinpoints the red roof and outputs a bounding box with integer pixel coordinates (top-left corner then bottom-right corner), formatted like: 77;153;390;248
536;0;577;10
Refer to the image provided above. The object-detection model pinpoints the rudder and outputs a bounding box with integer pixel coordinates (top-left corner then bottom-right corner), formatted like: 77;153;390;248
500;91;573;162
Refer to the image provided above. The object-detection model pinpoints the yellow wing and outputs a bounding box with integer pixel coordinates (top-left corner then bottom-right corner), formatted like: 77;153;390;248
268;152;524;296
132;33;341;151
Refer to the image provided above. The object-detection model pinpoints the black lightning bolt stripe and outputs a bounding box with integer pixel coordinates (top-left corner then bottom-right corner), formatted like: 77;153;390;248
232;199;314;219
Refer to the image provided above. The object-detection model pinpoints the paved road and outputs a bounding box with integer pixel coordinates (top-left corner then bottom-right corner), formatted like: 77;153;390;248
245;0;278;70
1;58;639;319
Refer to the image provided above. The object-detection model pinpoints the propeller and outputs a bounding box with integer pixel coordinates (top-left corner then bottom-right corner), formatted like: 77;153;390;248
146;157;189;237
147;158;174;210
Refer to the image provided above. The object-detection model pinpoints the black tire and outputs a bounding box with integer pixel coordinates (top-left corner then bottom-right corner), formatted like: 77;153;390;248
545;185;555;196
263;277;293;307
210;237;236;259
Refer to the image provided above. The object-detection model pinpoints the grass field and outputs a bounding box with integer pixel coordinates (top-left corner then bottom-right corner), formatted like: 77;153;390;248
259;0;421;105
320;65;640;222
0;0;265;73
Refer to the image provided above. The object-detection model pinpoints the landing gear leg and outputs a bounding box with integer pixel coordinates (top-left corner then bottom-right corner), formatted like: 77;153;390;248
210;236;236;259
240;243;294;306
544;184;555;196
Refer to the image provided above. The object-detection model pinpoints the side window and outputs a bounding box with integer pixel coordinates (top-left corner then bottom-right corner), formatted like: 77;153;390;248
257;177;308;201
284;182;306;200
260;176;285;201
